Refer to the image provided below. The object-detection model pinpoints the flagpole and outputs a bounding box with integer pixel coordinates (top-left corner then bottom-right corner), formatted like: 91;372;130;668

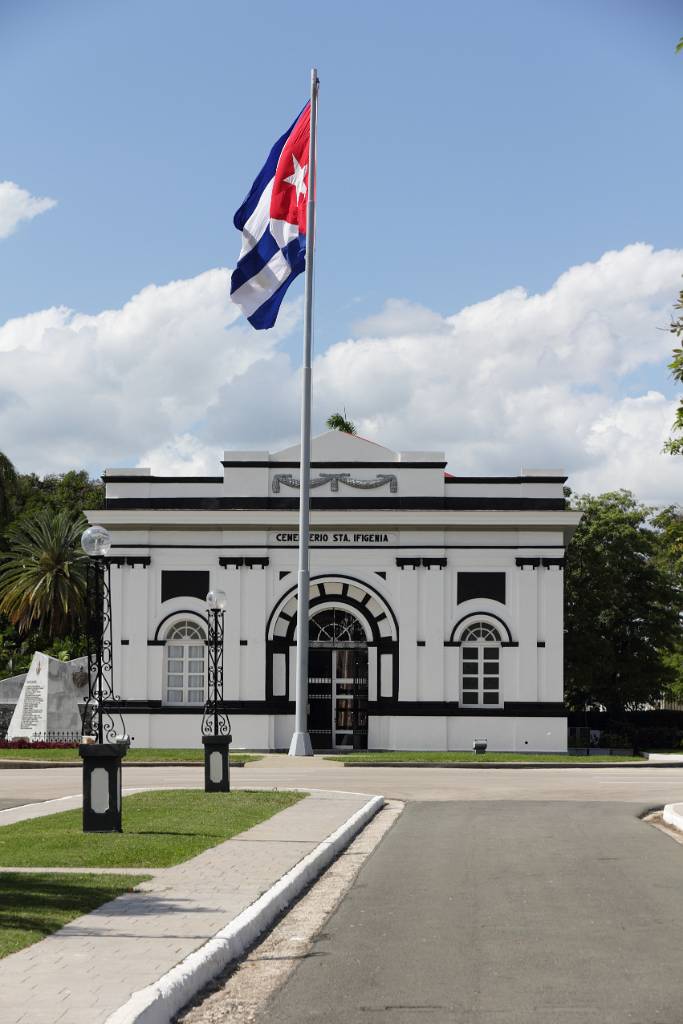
288;67;319;757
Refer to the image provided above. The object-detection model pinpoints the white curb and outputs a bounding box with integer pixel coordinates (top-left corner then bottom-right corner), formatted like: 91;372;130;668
663;802;683;833
105;793;384;1024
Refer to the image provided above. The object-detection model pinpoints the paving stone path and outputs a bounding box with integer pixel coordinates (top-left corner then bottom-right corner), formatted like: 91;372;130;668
0;788;372;1024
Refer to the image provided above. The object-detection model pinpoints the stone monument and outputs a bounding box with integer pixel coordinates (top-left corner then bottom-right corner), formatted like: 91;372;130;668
6;652;88;740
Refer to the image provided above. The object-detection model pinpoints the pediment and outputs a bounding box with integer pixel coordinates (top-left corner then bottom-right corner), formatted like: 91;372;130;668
272;430;397;463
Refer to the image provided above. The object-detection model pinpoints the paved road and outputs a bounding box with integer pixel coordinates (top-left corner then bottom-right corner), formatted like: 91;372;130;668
2;758;682;1023
1;754;683;805
0;797;37;811
257;801;683;1024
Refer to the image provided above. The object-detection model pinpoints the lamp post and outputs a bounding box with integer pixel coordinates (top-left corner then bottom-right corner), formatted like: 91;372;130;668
79;524;129;832
202;589;231;792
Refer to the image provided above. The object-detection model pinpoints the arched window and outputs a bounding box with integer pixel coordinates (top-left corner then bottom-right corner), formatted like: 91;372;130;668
309;608;366;645
460;621;501;707
164;620;206;704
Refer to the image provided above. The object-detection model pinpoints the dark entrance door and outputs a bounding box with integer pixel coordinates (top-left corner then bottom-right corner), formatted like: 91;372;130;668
307;646;368;751
307;648;333;750
307;609;370;752
333;649;369;751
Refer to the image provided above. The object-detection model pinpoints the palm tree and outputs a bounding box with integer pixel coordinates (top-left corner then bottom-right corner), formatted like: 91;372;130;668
0;510;87;636
326;412;356;434
0;451;17;525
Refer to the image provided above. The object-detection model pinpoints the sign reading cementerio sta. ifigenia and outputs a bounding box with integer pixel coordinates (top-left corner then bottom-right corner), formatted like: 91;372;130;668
270;532;396;545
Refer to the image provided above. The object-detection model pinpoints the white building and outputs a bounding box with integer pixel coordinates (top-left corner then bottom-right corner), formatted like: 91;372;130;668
87;431;581;752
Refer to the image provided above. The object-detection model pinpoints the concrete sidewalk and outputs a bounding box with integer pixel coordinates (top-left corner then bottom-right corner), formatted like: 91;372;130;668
0;787;380;1024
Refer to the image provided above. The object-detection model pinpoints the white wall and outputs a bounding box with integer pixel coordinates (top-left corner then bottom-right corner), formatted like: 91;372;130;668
368;715;567;752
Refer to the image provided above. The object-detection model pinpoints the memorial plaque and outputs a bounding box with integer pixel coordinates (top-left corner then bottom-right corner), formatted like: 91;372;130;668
20;682;47;731
7;652;84;741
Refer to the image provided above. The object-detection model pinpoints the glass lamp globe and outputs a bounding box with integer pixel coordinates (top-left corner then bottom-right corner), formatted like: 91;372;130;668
81;525;112;557
206;589;227;611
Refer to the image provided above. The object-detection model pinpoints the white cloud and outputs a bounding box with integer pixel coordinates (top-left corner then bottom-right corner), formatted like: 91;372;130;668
0;181;57;239
0;268;299;474
1;242;682;504
136;434;220;476
201;243;683;504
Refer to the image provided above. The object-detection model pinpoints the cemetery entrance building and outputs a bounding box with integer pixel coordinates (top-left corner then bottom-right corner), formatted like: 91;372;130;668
86;430;581;752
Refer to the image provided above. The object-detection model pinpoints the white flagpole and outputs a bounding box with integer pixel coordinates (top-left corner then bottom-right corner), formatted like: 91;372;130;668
288;67;319;757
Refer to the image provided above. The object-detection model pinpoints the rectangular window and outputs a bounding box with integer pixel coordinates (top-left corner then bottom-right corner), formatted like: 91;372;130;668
460;646;501;707
165;643;206;704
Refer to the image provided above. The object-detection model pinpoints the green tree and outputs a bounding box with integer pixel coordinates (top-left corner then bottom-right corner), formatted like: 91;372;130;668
653;504;683;705
0;452;18;527
564;491;682;715
13;469;104;521
326;412;356;434
0;510;87;636
663;285;683;455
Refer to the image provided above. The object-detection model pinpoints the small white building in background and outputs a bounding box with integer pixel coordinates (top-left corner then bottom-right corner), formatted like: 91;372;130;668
86;431;581;752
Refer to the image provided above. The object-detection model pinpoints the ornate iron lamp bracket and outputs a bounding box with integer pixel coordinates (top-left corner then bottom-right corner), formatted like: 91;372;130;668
202;608;232;738
83;557;126;743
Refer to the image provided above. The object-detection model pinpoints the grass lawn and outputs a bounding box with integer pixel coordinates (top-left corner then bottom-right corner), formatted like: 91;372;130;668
0;789;305;868
324;751;645;763
0;747;262;763
0;872;150;958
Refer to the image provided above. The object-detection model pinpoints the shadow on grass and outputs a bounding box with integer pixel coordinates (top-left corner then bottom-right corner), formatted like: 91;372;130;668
0;873;151;958
132;830;227;838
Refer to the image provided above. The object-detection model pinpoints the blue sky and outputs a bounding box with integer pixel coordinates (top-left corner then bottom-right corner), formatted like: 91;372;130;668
1;0;682;500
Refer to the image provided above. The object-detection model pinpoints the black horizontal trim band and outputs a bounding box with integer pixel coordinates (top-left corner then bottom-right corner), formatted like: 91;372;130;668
111;699;566;718
367;701;567;717
106;471;564;485
105;475;224;483
446;475;567;484
220;460;447;469
112;543;566;550
106;497;566;512
112;699;293;714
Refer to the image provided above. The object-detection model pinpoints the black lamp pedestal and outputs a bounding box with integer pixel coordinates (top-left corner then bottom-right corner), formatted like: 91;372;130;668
80;742;128;832
202;733;232;792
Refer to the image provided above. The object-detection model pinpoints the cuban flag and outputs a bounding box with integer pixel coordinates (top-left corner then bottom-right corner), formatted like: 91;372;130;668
230;103;311;330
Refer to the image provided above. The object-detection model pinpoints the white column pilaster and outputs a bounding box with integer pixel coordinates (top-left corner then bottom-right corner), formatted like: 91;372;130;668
420;565;445;701
397;565;418;700
516;564;538;702
126;565;150;699
541;565;564;702
243;564;267;701
221;565;241;701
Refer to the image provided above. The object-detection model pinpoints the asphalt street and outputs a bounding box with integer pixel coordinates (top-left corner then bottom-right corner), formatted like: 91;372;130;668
2;756;683;1023
2;754;683;804
256;801;683;1024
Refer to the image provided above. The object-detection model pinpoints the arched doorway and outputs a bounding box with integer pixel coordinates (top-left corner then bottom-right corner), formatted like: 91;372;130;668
266;575;400;750
308;608;368;751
